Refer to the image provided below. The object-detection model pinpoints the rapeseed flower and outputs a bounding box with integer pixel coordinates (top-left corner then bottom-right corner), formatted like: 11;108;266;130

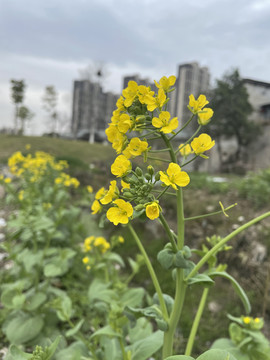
123;138;148;158
154;75;176;92
189;94;209;114
122;81;138;107
100;180;119;205
87;185;93;193
179;144;192;157
91;200;102;214
95;187;106;200
138;85;155;104
145;89;166;112
111;155;132;177
152;111;178;134
106;199;133;225
146;202;160;220
94;236;110;253
191;134;215;155
159;163;190;190
198;108;214;125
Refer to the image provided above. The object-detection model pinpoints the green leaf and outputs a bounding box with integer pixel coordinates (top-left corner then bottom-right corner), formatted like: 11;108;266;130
56;296;73;321
187;274;215;287
88;279;117;304
128;318;153;343
126;330;163;360
65;319;84;337
196;349;237;360
43;335;62;360
121;288;145;308
1;289;21;309
7;345;33;360
89;325;122;340
208;271;251;314
17;249;43;273
157;248;174;270
55;341;88;360
25;292;47;311
5;313;44;344
105;252;125;267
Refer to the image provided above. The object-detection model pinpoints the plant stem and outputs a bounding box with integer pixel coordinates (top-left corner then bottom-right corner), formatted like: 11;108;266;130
169;114;195;141
156;186;170;200
119;337;128;360
181;155;198;167
148;156;171;163
186;211;270;281
159;213;178;252
184;203;237;221
185;287;209;356
128;223;169;321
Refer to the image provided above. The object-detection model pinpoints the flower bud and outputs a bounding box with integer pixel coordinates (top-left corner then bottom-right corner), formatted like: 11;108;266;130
135;167;143;176
134;204;145;211
147;165;154;175
145;173;152;181
155;172;161;181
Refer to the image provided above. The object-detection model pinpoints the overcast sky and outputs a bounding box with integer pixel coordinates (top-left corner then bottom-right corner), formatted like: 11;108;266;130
1;0;270;135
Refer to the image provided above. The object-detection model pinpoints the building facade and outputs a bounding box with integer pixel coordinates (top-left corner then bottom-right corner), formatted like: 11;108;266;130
71;80;118;142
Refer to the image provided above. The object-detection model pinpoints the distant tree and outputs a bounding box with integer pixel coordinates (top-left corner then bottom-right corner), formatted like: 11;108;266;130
208;69;261;169
10;79;26;133
42;86;58;134
17;106;35;135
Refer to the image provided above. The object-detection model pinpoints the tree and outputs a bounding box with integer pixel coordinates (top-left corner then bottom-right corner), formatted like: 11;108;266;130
208;69;261;170
42;86;58;134
17;106;35;135
10;80;26;133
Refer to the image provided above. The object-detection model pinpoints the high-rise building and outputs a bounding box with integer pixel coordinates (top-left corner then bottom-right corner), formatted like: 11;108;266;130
173;62;210;131
123;74;152;89
71;80;118;142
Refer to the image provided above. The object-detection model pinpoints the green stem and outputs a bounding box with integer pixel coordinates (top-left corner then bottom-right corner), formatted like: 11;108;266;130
186;211;270;281
185;287;209;356
128;223;169;321
148;156;171;163
159;213;178;252
169;114;195;141
156;186;170;200
150;148;171;153
185;203;237;221
176;126;202;156
181;155;198;167
119;337;128;360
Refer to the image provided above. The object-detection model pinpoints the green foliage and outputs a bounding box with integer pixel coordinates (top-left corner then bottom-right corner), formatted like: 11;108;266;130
238;168;270;207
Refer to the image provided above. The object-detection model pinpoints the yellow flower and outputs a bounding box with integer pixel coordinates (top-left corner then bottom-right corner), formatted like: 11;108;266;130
100;180;119;205
121;180;130;190
84;236;95;251
106;199;133;225
55;177;63;185
18;190;24;201
116;96;125;111
154;75;176;92
179;144;192;157
243;317;251;324
118;236;124;243
138;85;155;104
159;163;190;190
191;134;215;155
94;236;110;253
86;265;91;271
198;108;214;125
106;125;126;154
146;202;160;220
111;155;132;178
91;200;102;214
117;114;132;134
70;177;80;188
152;111;178;134
123;138;148;158
95;187;106;200
82;256;89;264
25;144;31;150
145;89;166;112
189;94;209;114
4;178;11;184
122;81;138;107
87;185;93;193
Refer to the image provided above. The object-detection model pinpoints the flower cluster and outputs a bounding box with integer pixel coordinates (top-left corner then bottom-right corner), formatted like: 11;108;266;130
91;76;215;226
82;235;111;270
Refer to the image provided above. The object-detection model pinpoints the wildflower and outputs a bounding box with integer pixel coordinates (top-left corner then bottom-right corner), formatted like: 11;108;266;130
159;163;190;190
70;177;80;188
146;202;160;220
123;138;148;158
145;89;166;112
106;199;133;226
122;81;138;107
152;111;178;134
117;114;132;134
4;178;11;184
191;134;215;155
86;265;91;271
121;180;130;190
189;94;209;114
84;236;95;251
95;187;106;200
118;236;124;243
111;155;132;178
87;185;93;193
18;190;24;201
91;200;102;214
179;144;192;157
100;180;119;205
116;96;125;111
243;317;251;324
138;85;155;104
154;75;176;92
198;108;214;125
94;236;110;253
55;177;63;185
82;257;89;264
